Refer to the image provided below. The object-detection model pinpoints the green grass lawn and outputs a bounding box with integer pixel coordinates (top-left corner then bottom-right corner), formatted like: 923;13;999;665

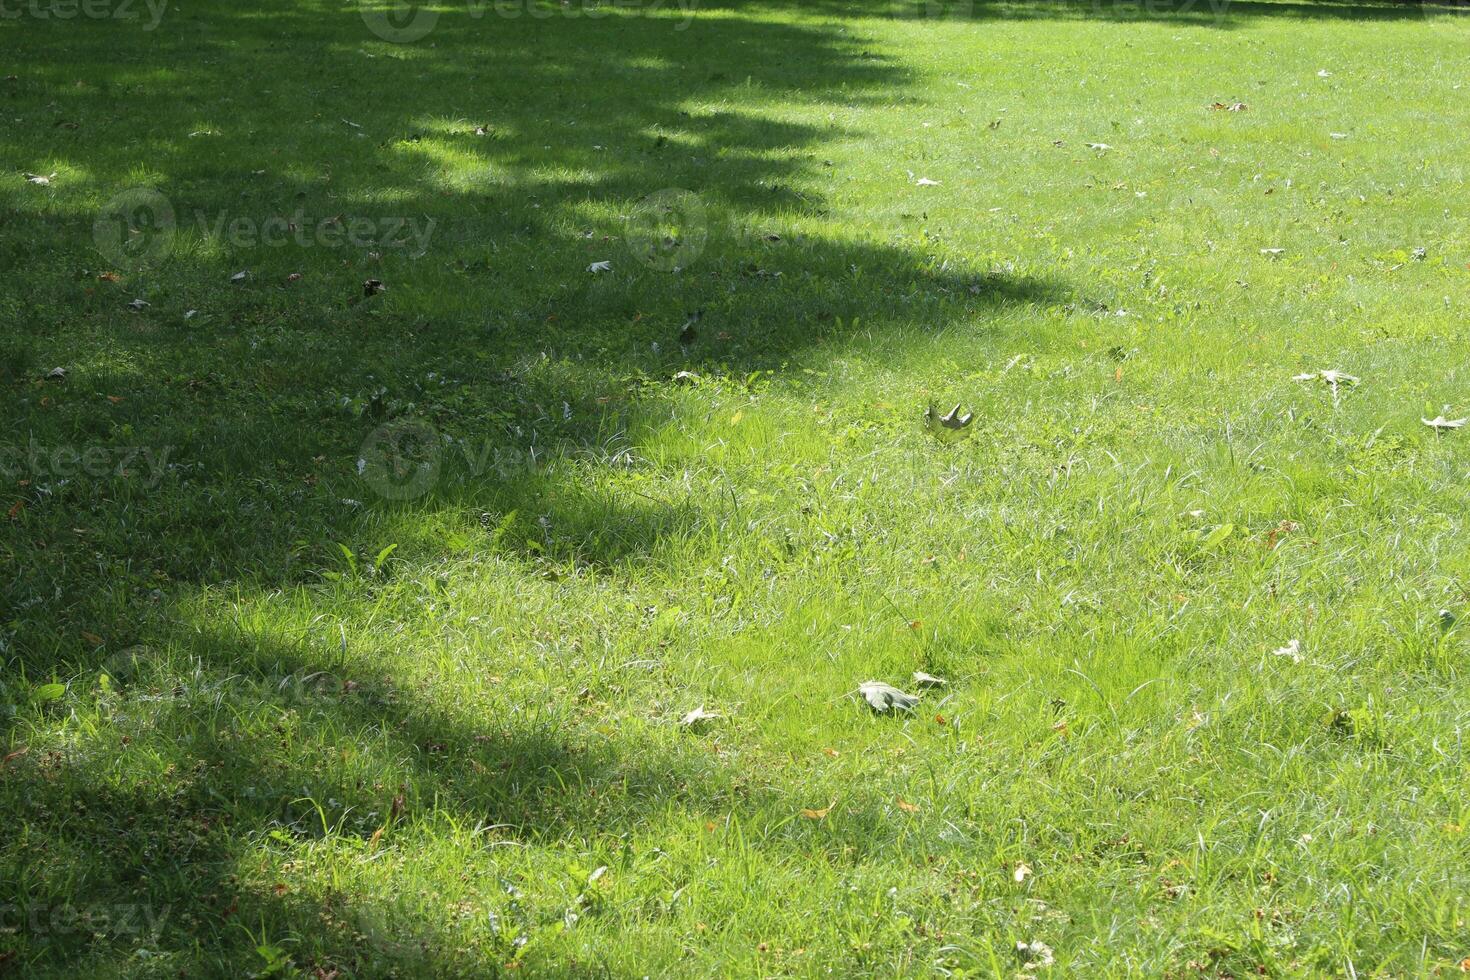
4;0;1470;974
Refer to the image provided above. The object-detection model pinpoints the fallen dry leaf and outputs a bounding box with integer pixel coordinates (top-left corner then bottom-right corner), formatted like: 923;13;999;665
800;805;832;820
895;797;919;813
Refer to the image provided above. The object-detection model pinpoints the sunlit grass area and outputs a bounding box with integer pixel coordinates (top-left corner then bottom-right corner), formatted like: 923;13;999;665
3;0;1470;974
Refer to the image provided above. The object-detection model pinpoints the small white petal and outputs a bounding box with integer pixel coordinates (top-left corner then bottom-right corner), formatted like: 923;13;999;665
679;706;721;728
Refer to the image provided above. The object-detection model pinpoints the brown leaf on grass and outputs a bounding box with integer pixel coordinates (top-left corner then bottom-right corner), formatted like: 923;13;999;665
895;797;919;813
7;501;24;520
81;631;103;647
800;805;832;820
98;271;121;283
2;747;29;766
1264;519;1300;550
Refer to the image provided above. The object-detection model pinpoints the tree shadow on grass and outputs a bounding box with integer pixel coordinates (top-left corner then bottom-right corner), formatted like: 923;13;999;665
0;1;1064;972
2;613;921;975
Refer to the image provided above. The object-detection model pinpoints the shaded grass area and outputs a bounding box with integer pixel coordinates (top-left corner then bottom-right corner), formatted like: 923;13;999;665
3;0;1470;975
